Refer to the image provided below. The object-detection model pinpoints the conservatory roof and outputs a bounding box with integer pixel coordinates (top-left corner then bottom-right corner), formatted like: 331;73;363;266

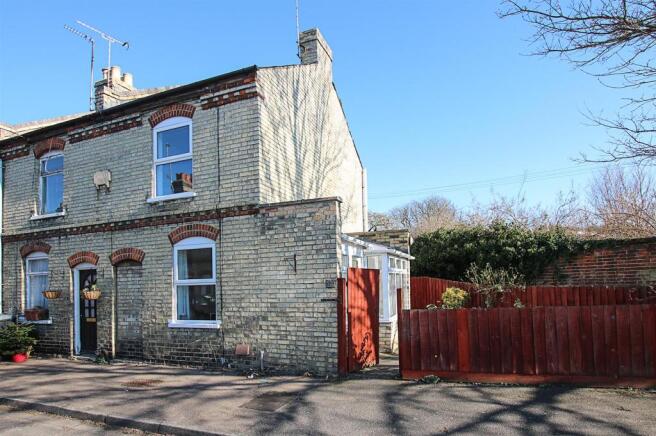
341;234;414;260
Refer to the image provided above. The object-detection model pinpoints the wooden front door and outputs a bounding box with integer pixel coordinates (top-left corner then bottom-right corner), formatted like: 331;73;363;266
79;269;97;353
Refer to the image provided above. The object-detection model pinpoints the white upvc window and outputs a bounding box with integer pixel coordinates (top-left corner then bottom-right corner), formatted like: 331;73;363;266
151;117;195;202
388;256;410;318
26;252;49;309
38;152;64;215
169;237;219;329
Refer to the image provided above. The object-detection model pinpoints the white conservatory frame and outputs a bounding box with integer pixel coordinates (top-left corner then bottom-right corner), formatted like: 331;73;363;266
341;235;413;323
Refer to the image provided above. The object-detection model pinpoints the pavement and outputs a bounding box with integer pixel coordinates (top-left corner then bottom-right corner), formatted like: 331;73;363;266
0;405;151;435
0;356;655;435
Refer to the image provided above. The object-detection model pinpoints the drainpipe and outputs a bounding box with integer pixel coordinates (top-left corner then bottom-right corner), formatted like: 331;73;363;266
0;159;4;319
361;168;368;232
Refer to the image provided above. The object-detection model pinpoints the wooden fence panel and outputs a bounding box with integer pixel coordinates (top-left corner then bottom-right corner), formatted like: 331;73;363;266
437;310;449;371
419;310;431;371
533;307;546;375
591;306;607;376
410;277;653;309
398;286;656;384
644;305;656;377
581;307;595;375
477;310;491;373
617;306;632;377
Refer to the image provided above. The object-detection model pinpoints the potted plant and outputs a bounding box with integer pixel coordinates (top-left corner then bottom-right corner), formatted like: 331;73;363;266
82;284;101;300
42;289;62;300
24;306;49;321
0;323;37;363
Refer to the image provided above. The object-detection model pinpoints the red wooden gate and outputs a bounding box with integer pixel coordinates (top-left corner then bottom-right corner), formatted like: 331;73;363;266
338;268;380;374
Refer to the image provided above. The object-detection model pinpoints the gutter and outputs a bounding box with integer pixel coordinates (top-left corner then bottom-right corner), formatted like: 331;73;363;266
0;159;7;320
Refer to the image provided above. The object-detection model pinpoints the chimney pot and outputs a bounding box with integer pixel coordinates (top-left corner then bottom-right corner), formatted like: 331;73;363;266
110;66;121;83
121;72;134;88
95;65;135;111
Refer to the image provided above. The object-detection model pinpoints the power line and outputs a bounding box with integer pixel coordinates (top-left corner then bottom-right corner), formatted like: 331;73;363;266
369;163;633;200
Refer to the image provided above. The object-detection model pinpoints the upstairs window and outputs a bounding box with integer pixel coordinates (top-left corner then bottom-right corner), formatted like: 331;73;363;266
26;252;49;309
39;153;64;215
171;237;217;327
152;117;193;198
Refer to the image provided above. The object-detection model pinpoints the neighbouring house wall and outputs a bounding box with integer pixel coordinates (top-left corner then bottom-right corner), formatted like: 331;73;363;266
1;198;342;374
537;239;656;286
257;60;365;233
2;95;260;236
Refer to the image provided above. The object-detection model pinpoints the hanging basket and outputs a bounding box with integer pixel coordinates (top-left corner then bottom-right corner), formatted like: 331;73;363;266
42;289;62;300
82;289;101;300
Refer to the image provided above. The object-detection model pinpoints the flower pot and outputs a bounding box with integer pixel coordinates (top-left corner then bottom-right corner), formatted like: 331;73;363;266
24;308;49;321
83;289;101;300
11;353;28;363
42;290;62;300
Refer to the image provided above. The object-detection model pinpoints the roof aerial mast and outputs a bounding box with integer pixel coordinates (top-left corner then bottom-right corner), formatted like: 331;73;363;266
64;24;95;111
76;20;129;87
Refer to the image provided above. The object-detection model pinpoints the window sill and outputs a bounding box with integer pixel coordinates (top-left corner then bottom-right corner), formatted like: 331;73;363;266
379;314;398;323
18;317;52;325
147;192;197;204
168;320;221;329
30;211;66;220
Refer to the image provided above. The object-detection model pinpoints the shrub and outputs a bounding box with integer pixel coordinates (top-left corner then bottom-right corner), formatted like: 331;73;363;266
465;263;525;308
441;287;469;309
0;323;37;357
410;222;582;282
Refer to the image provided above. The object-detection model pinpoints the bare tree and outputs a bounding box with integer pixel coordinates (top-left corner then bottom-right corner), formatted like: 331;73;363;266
586;164;656;237
500;1;656;163
464;186;585;230
369;196;460;235
367;211;396;231
390;196;461;236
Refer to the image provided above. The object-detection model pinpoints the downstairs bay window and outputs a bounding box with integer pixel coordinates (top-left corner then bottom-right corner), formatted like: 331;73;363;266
169;237;218;328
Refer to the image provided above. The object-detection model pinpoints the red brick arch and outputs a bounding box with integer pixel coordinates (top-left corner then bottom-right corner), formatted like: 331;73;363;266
148;103;196;127
67;251;100;268
109;247;145;266
33;137;65;159
168;224;219;245
20;241;51;258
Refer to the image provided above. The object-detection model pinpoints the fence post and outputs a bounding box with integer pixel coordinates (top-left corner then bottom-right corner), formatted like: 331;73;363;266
397;287;404;377
337;278;348;376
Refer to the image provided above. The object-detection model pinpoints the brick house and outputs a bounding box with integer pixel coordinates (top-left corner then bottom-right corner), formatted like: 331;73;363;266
0;29;382;374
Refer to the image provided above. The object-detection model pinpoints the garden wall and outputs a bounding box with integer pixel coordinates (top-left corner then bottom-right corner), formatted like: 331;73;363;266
537;238;656;286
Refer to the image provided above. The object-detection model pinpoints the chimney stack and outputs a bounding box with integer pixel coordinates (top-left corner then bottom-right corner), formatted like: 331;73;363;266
94;66;136;111
299;28;333;69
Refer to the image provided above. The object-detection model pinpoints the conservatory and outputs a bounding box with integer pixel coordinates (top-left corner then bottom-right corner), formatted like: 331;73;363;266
341;235;413;353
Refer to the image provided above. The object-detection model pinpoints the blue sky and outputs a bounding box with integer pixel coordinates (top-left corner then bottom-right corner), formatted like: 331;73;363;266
0;1;627;212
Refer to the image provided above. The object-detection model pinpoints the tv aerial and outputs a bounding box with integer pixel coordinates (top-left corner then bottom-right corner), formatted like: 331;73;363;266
64;24;95;110
76;21;129;84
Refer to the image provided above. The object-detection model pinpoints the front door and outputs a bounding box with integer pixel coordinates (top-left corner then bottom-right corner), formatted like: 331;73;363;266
78;269;97;354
